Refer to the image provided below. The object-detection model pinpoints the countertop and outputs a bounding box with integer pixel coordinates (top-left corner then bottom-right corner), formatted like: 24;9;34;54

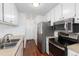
67;43;79;54
0;35;24;56
46;36;57;39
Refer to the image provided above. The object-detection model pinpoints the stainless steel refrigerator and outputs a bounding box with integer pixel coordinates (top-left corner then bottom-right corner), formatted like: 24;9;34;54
37;21;54;53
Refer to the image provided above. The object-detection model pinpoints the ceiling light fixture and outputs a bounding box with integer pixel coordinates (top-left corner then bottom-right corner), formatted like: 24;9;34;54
33;3;40;7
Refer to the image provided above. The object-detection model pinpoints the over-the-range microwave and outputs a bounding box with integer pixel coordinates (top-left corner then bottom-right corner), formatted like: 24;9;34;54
54;18;79;33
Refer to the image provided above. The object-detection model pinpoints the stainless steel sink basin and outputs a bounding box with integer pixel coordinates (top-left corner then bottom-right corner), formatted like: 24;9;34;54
10;39;20;43
0;39;20;49
0;42;17;49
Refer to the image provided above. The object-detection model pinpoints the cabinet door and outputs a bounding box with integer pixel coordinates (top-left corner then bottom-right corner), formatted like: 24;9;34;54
54;4;62;22
16;41;23;56
46;12;51;21
11;4;18;25
51;9;55;26
62;3;75;19
76;3;79;18
0;3;3;21
75;3;79;23
4;3;18;25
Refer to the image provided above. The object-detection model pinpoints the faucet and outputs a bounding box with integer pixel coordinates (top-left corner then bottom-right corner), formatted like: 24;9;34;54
2;34;13;43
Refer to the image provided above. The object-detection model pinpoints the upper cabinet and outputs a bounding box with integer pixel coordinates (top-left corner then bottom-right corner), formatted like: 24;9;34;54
45;9;55;26
76;3;79;18
54;4;63;22
50;9;55;26
46;12;51;21
44;3;79;25
4;3;18;25
0;3;3;21
0;3;18;26
62;3;75;19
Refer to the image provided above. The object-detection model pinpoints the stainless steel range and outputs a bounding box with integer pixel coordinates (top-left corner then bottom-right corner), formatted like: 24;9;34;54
58;32;79;55
49;32;79;56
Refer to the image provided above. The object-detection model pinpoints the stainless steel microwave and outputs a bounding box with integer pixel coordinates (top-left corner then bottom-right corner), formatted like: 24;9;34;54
65;18;79;33
65;18;74;32
54;18;79;33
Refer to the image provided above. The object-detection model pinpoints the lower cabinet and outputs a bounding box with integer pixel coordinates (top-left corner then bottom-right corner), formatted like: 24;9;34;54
68;49;79;56
16;41;23;56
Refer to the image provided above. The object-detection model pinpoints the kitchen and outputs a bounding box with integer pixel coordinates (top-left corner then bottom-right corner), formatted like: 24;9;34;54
0;2;79;56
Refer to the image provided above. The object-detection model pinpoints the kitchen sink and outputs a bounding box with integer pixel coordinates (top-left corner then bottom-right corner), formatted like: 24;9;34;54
10;39;20;43
0;42;17;49
0;39;20;49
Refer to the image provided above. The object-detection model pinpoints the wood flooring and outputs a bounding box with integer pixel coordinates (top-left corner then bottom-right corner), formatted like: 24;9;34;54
23;39;48;56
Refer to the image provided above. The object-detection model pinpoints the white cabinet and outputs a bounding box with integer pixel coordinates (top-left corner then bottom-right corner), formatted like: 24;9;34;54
11;4;18;25
4;3;18;25
45;8;55;26
50;9;55;26
54;4;63;22
62;3;75;19
46;13;51;21
68;49;79;56
16;41;23;56
74;3;79;23
0;3;3;21
76;3;79;18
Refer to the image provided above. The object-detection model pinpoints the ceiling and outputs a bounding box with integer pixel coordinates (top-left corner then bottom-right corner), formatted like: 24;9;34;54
15;3;58;16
